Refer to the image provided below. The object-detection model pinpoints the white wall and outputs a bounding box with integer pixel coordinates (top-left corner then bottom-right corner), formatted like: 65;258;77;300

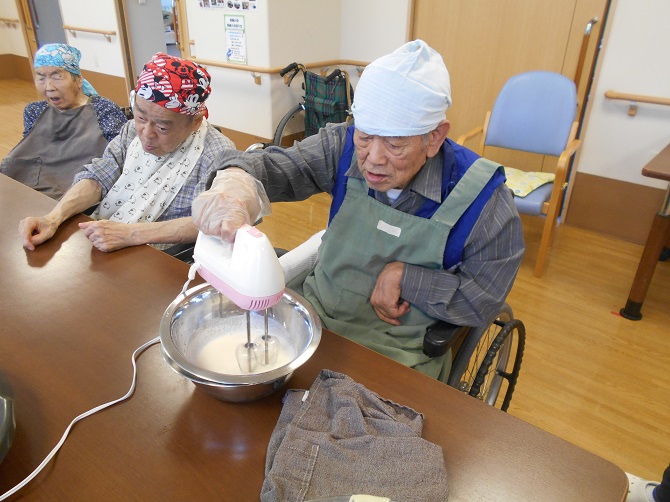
0;0;410;138
185;0;410;138
0;0;27;56
340;0;412;62
576;0;670;190
267;0;340;66
187;0;270;66
59;0;127;79
185;0;273;136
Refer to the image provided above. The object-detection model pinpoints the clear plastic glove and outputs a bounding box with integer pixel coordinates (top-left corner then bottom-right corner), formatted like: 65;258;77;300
192;168;271;242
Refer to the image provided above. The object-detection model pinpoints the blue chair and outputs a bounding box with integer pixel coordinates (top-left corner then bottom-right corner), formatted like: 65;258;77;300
458;71;582;277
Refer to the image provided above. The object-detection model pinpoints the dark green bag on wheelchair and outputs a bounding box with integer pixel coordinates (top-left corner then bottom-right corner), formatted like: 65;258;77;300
303;70;353;137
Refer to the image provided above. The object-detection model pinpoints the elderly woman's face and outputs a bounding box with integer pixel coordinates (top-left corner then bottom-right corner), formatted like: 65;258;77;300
34;66;84;111
133;96;203;158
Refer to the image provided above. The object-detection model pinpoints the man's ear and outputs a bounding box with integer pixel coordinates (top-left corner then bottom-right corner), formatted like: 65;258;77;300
426;120;451;158
191;112;205;130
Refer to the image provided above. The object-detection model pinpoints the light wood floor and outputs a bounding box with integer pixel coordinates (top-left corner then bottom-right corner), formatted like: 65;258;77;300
2;78;668;482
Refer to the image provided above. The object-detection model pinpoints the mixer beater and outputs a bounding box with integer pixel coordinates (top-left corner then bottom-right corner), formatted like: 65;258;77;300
192;225;286;373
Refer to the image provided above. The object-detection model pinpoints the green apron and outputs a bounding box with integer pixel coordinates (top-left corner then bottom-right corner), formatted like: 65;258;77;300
299;158;501;382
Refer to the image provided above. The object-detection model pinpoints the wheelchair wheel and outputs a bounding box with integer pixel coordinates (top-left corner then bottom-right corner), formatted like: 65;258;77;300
273;103;305;146
447;304;525;411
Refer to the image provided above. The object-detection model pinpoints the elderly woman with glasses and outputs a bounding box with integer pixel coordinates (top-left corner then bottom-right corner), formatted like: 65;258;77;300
1;44;127;200
18;52;236;254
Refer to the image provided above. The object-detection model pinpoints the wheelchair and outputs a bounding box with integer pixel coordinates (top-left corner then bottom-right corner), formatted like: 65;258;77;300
272;62;353;146
425;303;525;411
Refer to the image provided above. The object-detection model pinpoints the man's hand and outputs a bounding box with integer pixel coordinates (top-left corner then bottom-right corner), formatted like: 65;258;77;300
370;261;410;326
192;168;270;242
78;220;137;252
19;216;59;251
192;189;252;242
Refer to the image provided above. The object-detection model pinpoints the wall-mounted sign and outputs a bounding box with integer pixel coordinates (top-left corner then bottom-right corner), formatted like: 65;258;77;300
224;15;246;64
199;0;258;11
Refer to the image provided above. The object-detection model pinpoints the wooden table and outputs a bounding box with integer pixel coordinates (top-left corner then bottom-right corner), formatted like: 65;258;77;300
0;174;627;501
620;143;670;320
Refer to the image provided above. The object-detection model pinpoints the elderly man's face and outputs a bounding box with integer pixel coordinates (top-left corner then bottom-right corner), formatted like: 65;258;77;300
133;96;202;157
353;123;449;191
34;66;85;111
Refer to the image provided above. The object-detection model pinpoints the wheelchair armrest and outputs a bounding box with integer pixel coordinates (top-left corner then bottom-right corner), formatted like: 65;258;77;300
0;371;15;465
278;229;325;284
82;204;99;216
163;242;195;264
423;321;471;358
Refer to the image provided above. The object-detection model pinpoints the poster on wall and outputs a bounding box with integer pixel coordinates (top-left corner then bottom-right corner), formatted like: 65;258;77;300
198;0;258;11
225;15;247;64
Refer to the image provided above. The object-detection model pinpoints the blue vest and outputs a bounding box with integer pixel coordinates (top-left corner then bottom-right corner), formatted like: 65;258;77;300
329;126;506;269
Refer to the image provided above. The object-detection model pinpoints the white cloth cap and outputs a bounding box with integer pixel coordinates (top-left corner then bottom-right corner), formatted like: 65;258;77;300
351;40;451;137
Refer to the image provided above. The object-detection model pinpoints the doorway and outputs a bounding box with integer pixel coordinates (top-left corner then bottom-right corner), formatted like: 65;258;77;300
161;0;181;57
16;0;67;63
25;0;66;47
119;0;183;84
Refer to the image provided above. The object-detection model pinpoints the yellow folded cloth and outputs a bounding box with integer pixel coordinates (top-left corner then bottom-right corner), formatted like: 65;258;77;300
504;167;555;197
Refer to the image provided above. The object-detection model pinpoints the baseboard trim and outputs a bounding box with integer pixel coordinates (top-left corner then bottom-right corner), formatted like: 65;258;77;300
80;70;130;108
0;54;32;80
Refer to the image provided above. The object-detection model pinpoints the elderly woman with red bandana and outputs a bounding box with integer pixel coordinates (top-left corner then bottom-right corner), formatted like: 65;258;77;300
18;53;236;253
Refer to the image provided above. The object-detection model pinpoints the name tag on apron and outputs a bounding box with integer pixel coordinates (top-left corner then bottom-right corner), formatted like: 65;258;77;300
377;220;402;238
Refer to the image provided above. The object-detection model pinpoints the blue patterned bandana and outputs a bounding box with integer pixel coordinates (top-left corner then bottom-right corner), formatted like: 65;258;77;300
34;44;98;96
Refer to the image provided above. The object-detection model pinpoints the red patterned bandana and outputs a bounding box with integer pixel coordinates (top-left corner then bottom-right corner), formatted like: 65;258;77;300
135;53;211;117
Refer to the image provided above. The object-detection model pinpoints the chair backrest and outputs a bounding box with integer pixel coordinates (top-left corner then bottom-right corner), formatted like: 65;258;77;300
485;71;577;157
303;69;353;137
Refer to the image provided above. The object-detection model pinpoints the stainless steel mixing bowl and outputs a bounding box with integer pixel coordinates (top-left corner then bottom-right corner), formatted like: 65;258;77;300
160;283;322;403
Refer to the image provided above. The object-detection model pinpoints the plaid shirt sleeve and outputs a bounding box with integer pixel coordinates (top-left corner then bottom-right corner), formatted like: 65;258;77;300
211;121;348;201
401;183;525;327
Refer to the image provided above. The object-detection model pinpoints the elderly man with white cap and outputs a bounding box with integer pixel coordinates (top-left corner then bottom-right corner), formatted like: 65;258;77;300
193;40;524;382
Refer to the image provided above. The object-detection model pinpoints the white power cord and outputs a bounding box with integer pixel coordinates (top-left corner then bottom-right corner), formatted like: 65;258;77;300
0;336;161;501
180;262;200;296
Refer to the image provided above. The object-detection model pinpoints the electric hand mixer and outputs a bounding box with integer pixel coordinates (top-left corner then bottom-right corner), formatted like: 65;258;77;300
191;224;285;373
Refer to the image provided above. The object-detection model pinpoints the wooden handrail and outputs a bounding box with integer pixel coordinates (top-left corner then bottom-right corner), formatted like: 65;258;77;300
190;57;369;85
605;90;670;117
63;24;116;43
605;90;670;107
